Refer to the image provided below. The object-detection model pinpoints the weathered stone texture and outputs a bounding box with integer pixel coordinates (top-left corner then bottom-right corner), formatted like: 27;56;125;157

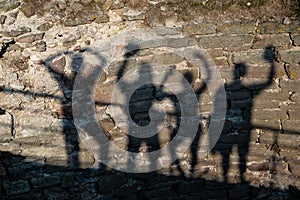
217;23;256;34
257;22;300;34
31;174;61;188
0;4;299;199
251;119;281;130
259;131;299;148
254;90;290;101
48;55;66;75
0;27;31;37
282;120;300;133
0;0;20;12
288;65;300;80
232;49;275;64
15;33;44;43
3;180;30;195
36;22;53;32
289;162;300;177
183;23;216;35
252;34;291;49
0;112;13;142
122;9;146;21
291;34;300;46
239;63;285;79
198;34;253;49
252;109;287;120
19;1;36;18
290;92;300;102
0;15;7;24
280;80;300;93
279;50;300;64
252;99;280;109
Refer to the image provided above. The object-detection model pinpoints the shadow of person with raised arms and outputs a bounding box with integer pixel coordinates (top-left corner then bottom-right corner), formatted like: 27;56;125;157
116;43;163;171
45;49;107;169
212;45;275;183
45;51;82;168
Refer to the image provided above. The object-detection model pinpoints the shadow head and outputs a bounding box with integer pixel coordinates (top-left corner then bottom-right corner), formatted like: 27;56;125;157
263;45;275;62
235;63;247;78
125;42;140;57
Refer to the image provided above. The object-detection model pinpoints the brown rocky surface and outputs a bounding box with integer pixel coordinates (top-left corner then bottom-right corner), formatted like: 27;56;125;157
0;0;300;199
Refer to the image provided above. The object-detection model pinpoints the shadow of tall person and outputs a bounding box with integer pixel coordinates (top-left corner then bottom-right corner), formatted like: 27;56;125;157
45;51;85;168
46;48;109;169
153;53;212;176
115;43;163;171
189;53;213;175
153;69;183;175
212;45;275;183
156;70;200;176
116;43;203;172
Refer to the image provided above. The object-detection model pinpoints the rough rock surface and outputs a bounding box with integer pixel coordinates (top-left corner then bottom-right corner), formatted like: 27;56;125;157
0;1;300;199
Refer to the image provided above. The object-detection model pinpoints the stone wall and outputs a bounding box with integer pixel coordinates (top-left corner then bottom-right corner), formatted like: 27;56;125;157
0;0;300;199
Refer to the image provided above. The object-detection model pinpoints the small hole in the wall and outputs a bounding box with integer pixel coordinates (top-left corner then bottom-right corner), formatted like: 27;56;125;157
58;34;63;37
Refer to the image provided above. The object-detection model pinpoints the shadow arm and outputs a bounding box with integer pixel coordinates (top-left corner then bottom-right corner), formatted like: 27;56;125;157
250;47;276;91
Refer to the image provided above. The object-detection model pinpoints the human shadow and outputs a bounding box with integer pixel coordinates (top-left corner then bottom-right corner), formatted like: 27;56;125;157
44;48;109;169
115;45;213;175
189;53;212;175
212;45;275;183
1;150;299;199
45;51;82;168
115;43;207;173
115;43;164;171
2;44;300;199
162;52;212;176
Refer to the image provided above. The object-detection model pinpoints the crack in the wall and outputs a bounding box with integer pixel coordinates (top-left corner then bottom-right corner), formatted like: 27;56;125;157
256;130;261;144
279;120;283;133
286;110;291;120
284;63;292;79
288;92;296;102
289;32;296;46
